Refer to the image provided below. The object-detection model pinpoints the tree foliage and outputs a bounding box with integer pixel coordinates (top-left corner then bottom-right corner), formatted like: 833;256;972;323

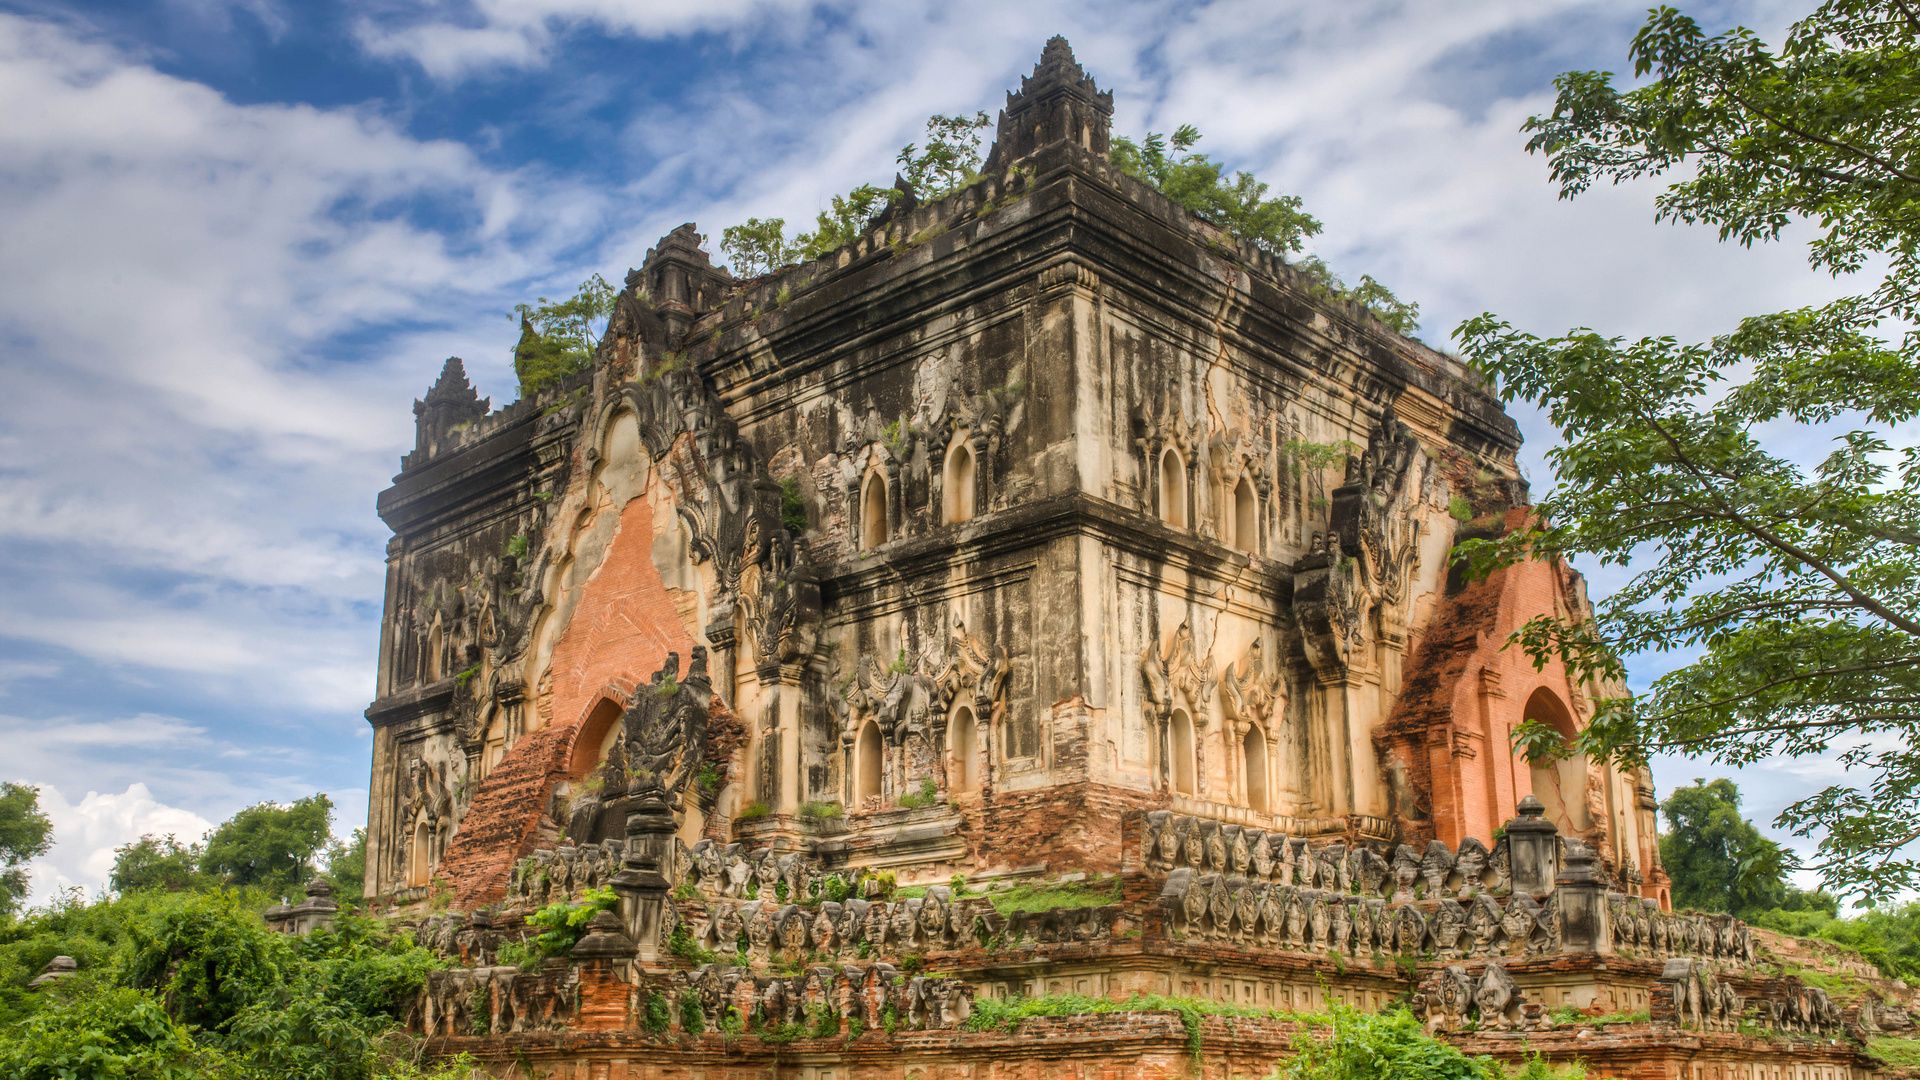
327;828;368;903
1659;778;1802;916
512;273;616;398
109;796;363;908
1452;0;1920;904
0;783;53;918
110;834;201;895
1111;126;1420;334
1111;125;1320;255
1279;1004;1518;1080
199;794;335;900
0;887;447;1079
721;113;992;277
896;111;992;200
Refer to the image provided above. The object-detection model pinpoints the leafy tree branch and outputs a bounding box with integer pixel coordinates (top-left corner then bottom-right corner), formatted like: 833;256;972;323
1455;0;1920;903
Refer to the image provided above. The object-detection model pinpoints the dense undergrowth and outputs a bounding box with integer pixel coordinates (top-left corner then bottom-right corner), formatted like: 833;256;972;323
0;887;471;1080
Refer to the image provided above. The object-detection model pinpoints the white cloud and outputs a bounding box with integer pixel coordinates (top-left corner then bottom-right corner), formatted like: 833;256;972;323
354;0;815;79
0;0;1883;901
22;782;214;899
0;12;610;713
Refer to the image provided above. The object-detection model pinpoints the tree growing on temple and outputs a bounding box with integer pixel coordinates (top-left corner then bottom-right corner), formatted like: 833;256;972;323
1110;125;1419;333
512;273;616;397
1454;1;1920;902
720;113;990;276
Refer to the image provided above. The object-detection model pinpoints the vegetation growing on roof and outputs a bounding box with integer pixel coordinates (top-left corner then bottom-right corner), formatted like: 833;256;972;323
1110;125;1419;334
511;274;616;398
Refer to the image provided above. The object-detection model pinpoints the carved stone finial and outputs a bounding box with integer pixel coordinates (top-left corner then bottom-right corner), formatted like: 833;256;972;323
986;37;1114;170
423;356;482;412
410;357;490;463
1516;794;1545;819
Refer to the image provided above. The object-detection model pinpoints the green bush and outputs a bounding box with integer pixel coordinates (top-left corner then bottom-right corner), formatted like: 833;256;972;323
0;888;448;1080
987;875;1122;916
1279;1004;1524;1080
896;778;939;809
0;983;228;1080
521;886;619;962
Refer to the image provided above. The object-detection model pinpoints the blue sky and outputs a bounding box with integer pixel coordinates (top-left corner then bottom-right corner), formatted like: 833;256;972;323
0;0;1851;898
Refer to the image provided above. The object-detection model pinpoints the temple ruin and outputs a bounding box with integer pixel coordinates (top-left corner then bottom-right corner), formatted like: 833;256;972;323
359;38;1888;1078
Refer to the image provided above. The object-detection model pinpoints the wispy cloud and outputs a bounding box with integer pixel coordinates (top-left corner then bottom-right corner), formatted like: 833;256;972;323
0;0;1869;902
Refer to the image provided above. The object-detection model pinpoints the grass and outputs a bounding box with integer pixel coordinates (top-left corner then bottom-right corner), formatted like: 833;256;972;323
896;777;939;809
965;992;1331;1067
1552;1006;1650;1026
985;875;1123;916
1871;1036;1920;1067
1788;963;1875;999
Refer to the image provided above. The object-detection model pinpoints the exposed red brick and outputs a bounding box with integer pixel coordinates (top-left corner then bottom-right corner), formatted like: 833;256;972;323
438;493;697;908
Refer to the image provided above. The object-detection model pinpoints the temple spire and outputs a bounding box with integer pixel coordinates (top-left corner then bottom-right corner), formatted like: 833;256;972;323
984;36;1114;171
410;356;488;463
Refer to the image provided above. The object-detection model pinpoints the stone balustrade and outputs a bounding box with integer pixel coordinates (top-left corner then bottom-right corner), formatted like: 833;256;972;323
415;963;580;1037
1410;961;1553;1034
680;887;1119;966
671;962;973;1033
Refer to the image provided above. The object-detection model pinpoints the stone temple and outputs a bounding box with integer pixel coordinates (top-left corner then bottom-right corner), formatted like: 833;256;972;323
360;39;1885;1079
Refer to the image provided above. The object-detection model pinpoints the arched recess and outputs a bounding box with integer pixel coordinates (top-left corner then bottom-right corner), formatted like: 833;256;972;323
944;440;976;524
855;720;884;803
570;697;624;779
949;706;979;793
1160;449;1187;528
1243;724;1269;813
861;473;889;549
480;707;507;779
1233;476;1259;553
408;820;430;888
1171;708;1196;795
425;620;444;682
1523;687;1593;832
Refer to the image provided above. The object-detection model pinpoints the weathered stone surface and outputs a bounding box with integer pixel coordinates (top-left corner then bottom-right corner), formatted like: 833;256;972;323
348;36;1880;1080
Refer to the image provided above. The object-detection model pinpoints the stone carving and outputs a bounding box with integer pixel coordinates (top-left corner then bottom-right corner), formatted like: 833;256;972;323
608;650;711;808
675;964;971;1034
1140;620;1217;724
507;842;625;906
1219;637;1286;728
1413;961;1549;1035
684;891;1039;965
417;964;578;1037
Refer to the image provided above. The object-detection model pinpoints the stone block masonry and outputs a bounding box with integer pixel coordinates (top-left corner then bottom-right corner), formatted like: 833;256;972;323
356;35;1875;1080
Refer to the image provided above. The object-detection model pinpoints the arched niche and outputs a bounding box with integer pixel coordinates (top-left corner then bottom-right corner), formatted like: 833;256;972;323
944;440;976;524
1160;449;1187;528
1233;476;1259;553
861;473;889;549
1523;686;1593;832
570;697;624;780
425;620;444;683
855;720;884;803
1243;724;1269;813
950;706;979;793
408;820;430;888
1171;708;1196;795
480;707;506;779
